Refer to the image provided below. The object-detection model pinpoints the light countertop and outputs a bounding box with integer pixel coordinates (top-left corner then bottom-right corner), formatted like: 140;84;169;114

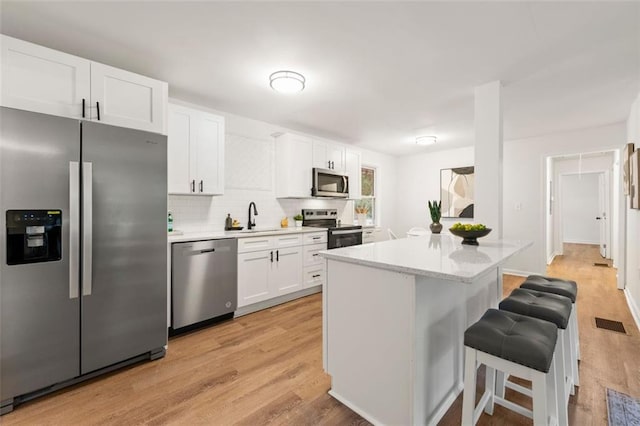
167;226;327;243
319;233;532;283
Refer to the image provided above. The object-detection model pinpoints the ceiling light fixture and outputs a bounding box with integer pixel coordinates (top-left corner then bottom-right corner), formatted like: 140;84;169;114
416;135;437;145
269;70;305;93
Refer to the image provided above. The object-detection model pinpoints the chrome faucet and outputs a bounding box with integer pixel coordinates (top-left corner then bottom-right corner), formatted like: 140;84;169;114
248;202;258;230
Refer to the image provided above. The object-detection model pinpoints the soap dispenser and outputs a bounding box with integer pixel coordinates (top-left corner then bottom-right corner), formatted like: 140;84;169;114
225;214;233;230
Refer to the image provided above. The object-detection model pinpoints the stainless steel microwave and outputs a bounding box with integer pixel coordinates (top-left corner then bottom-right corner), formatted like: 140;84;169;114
312;168;349;198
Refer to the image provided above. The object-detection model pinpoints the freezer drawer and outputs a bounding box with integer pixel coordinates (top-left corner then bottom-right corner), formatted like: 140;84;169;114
172;239;238;329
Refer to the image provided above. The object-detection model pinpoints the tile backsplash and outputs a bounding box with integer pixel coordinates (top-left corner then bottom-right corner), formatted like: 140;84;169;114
168;192;354;232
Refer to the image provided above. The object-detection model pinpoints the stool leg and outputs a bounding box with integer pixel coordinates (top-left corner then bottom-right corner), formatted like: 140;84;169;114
462;347;478;425
532;369;550;426
555;334;569;426
484;366;496;415
495;371;506;399
562;325;574;397
569;307;580;388
573;302;581;361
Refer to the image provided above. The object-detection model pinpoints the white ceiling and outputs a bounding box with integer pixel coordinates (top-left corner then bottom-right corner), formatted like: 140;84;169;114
1;1;638;156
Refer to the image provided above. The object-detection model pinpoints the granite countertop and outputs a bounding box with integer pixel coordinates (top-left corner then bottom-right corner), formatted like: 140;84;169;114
167;226;328;243
319;233;532;283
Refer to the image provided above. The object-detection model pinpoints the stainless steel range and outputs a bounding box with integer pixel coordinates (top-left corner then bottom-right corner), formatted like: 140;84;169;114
302;209;362;249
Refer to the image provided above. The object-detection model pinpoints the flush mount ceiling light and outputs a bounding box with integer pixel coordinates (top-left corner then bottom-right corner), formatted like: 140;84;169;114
269;70;305;93
416;135;437;145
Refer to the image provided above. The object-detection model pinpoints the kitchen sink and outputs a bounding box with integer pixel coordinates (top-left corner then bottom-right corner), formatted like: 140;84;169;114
229;228;283;234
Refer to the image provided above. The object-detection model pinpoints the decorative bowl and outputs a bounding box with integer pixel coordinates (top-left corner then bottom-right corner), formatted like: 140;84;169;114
449;228;492;245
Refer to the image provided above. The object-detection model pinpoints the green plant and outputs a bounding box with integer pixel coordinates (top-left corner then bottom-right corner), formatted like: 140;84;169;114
428;200;441;224
293;214;303;221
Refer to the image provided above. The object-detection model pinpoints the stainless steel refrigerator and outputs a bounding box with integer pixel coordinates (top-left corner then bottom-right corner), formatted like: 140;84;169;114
0;107;167;414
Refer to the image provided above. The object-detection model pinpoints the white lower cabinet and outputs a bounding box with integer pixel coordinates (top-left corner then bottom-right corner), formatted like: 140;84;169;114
304;266;325;289
272;247;303;296
237;232;326;309
237;250;272;307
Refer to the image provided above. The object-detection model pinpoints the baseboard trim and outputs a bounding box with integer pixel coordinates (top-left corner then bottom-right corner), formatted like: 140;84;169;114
234;286;322;317
623;288;640;333
546;252;559;265
562;239;600;245
502;269;538;278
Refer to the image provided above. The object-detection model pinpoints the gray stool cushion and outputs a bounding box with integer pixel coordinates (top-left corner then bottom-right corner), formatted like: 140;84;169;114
464;309;557;373
521;275;577;303
500;288;572;329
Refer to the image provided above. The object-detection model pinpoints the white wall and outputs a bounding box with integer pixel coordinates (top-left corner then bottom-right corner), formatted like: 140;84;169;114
395;146;474;236
167;98;397;234
503;123;626;274
560;173;601;244
625;92;640;326
395;122;626;274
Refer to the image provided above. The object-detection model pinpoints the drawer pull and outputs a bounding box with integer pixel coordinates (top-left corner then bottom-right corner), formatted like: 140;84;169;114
312;274;321;278
312;253;319;257
312;236;321;240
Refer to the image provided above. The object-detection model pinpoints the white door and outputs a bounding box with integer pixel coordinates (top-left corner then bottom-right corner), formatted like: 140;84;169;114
327;144;346;172
90;62;166;134
271;247;303;296
194;112;224;195
598;173;609;258
167;105;193;194
238;250;272;307
1;35;90;119
313;141;329;169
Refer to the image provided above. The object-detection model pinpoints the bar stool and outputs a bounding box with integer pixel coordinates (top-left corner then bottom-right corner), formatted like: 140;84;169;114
498;288;573;426
521;275;580;390
462;309;561;426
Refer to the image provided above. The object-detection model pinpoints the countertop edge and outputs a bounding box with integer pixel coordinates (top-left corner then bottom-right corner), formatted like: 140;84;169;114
320;240;533;283
167;227;328;243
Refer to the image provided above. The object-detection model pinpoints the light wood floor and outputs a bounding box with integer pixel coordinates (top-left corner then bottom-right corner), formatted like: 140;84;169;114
4;243;639;425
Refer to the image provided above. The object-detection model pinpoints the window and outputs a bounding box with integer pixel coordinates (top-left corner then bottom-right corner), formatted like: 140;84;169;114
355;166;376;225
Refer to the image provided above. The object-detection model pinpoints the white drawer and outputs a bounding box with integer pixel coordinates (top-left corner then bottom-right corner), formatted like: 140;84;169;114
304;243;326;267
304;265;325;289
274;233;303;248
237;236;274;253
303;231;327;245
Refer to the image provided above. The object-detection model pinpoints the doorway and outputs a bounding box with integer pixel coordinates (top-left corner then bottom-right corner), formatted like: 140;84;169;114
559;171;610;259
544;151;619;273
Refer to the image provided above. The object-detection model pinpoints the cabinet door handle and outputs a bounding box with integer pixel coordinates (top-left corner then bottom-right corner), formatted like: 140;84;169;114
270;251;274;263
276;250;279;262
200;180;203;192
82;98;86;118
191;180;195;192
96;102;100;121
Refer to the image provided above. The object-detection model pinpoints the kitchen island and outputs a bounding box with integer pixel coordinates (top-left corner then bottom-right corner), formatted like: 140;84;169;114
319;234;531;426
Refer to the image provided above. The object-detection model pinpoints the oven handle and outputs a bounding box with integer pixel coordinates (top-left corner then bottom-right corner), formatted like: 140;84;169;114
330;229;363;236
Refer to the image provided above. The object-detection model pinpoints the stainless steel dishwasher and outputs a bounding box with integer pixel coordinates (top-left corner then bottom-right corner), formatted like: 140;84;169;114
171;238;238;331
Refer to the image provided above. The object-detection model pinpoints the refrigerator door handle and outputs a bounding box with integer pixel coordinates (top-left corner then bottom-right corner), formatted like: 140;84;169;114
82;161;93;296
69;161;80;299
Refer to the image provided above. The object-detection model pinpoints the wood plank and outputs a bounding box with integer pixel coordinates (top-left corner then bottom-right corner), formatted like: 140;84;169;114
3;243;638;425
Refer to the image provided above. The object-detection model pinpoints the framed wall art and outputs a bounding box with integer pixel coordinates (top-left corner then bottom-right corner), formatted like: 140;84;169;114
440;166;475;218
623;143;635;196
631;150;640;209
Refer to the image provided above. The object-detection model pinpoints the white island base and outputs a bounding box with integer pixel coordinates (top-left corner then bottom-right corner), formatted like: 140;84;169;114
321;236;531;425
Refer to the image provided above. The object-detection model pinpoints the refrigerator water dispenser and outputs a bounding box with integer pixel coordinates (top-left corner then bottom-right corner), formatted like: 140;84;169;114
6;210;62;265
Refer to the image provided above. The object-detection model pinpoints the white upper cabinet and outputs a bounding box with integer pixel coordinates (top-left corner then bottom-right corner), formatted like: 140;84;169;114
0;35;167;134
1;35;90;119
275;133;313;198
90;62;167;134
345;149;362;200
168;103;225;195
313;140;345;172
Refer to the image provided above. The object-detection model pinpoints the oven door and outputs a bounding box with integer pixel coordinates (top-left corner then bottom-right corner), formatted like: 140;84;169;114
328;229;363;249
312;168;349;198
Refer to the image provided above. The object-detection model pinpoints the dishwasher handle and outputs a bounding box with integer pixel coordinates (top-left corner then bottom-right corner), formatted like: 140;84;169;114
200;248;215;254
